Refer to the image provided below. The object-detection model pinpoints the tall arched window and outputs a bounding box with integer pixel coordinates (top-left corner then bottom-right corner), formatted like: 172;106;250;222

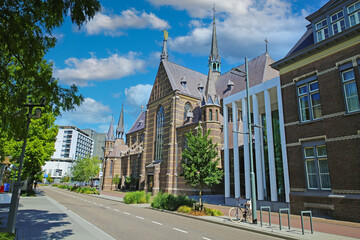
216;110;218;121
209;109;213;121
110;160;113;177
155;106;165;161
184;102;192;120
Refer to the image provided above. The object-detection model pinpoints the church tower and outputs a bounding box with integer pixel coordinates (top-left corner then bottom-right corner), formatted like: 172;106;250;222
201;5;222;154
105;116;115;156
116;104;125;139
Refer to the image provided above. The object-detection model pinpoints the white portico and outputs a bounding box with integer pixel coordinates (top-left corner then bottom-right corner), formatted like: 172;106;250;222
223;77;290;209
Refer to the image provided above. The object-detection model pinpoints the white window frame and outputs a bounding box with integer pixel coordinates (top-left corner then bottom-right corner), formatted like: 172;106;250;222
303;144;331;190
297;80;322;122
348;0;360;27
315;18;329;42
341;69;360;113
331;10;346;34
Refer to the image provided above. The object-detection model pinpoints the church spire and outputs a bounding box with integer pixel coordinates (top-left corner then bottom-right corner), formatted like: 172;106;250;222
203;4;220;107
208;4;220;71
106;116;115;141
116;104;124;139
160;30;169;61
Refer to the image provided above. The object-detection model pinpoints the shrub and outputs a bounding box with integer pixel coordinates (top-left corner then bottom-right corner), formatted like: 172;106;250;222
20;189;36;197
204;207;223;216
124;191;150;204
57;185;69;189
177;205;192;214
52;184;58;187
151;192;195;211
0;232;15;240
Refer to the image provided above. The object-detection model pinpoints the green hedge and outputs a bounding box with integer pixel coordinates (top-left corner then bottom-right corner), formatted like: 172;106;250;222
177;205;192;214
0;232;15;240
123;191;150;204
56;185;98;194
151;192;195;211
204;207;223;216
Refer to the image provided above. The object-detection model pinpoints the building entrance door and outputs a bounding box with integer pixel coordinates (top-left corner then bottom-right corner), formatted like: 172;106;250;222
147;175;153;193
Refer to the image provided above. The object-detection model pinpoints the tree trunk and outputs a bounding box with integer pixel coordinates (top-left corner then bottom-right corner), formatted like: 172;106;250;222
27;176;34;192
199;188;202;206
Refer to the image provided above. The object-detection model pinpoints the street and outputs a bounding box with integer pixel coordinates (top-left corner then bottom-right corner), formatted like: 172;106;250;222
43;187;279;240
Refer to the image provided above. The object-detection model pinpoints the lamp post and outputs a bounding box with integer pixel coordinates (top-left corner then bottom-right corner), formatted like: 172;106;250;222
7;98;46;233
231;58;258;224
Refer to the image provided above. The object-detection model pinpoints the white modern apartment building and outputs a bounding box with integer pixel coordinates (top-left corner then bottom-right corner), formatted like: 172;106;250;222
43;126;94;182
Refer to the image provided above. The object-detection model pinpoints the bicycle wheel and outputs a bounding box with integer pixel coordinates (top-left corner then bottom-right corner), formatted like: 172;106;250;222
228;207;241;223
244;208;252;223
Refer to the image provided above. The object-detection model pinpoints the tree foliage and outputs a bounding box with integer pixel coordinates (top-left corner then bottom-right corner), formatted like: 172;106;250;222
0;0;101;159
71;156;101;183
181;125;224;206
4;113;58;190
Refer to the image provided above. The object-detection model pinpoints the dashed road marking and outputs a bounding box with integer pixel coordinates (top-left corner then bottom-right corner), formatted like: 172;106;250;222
136;216;144;220
173;228;188;233
152;221;163;225
99;204;103;207
203;237;212;240
123;212;130;215
106;206;110;209
114;209;119;212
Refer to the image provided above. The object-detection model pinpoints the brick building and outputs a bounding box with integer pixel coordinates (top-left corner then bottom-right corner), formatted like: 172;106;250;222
272;0;360;221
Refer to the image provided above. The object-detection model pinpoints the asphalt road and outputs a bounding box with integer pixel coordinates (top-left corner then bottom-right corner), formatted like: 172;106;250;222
43;187;280;240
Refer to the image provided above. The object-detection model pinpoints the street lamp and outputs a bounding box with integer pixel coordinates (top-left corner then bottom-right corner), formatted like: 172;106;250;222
7;97;46;233
231;58;258;224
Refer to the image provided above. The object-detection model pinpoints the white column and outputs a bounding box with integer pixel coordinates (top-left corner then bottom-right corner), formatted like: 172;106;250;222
232;101;240;199
264;89;278;202
253;94;264;200
242;99;251;199
276;84;290;203
223;104;230;198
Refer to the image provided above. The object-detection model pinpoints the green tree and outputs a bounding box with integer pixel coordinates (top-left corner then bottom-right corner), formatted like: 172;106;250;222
112;174;121;189
61;174;70;183
0;0;101;159
181;125;224;206
71;156;101;183
46;176;53;184
4;113;58;191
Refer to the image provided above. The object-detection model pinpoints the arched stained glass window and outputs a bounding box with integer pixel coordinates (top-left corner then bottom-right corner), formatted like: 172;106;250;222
209;109;213;121
216;110;218;121
154;106;165;161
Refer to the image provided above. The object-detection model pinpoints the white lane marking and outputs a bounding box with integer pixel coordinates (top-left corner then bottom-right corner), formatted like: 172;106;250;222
106;206;110;209
114;209;119;212
99;204;103;207
173;228;188;233
123;212;130;215
152;221;163;225
203;237;212;240
136;216;144;220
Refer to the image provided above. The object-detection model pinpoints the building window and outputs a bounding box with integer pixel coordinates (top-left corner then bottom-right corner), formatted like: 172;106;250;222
331;10;345;34
298;80;322;122
348;0;360;27
209;109;213;121
154;106;164;161
110;160;113;177
315;18;329;42
303;144;331;190
341;69;360;112
184;102;192;120
215;110;218;121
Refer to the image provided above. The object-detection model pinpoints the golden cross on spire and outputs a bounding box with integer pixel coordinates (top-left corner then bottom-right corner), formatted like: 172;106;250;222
140;105;145;112
162;30;168;41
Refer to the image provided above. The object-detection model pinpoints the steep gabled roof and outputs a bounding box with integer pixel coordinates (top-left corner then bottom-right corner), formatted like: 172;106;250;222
216;53;279;99
162;60;207;99
105;117;115;141
306;0;343;22
127;111;146;135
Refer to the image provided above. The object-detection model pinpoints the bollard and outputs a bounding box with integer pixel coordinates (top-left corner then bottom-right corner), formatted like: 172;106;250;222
301;211;313;235
278;208;290;230
260;206;271;227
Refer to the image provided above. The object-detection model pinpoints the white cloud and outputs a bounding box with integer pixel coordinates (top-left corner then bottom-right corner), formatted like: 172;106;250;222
54;52;146;86
56;98;112;126
85;8;170;36
148;0;309;62
125;84;153;108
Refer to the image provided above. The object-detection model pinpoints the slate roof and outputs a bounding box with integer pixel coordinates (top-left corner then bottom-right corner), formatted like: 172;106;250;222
162;60;207;99
216;53;279;99
286;28;314;57
107;139;128;158
127;111;146;135
105;117;115;141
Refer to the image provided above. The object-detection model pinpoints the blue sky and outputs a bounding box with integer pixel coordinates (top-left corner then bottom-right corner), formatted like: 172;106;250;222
50;0;326;134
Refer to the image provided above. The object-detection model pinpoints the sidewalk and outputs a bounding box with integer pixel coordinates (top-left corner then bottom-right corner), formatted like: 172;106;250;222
98;190;360;239
0;190;114;240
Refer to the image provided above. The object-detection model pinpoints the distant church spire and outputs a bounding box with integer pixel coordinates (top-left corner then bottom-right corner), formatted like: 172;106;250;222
116;104;124;139
106;116;115;141
208;4;220;71
160;30;169;60
203;4;220;106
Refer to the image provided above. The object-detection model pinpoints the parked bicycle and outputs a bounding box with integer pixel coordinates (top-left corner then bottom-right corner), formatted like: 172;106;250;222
228;198;252;223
